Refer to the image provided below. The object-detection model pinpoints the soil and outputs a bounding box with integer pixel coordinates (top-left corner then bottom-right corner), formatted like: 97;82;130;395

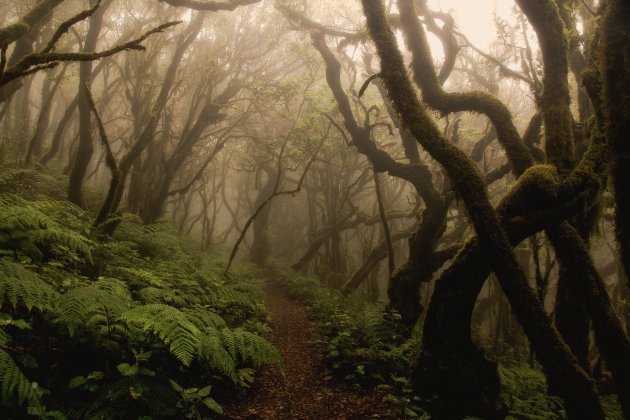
222;280;397;419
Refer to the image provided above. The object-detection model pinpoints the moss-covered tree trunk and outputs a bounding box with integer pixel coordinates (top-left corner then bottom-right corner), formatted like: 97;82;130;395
312;32;450;325
602;0;630;291
600;0;630;414
362;0;604;417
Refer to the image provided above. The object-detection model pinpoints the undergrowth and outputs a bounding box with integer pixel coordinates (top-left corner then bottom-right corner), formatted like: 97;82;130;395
0;166;280;419
274;266;426;418
274;267;623;419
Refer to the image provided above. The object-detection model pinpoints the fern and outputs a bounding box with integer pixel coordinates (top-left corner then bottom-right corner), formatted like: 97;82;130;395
0;167;65;200
120;304;201;366
31;228;93;261
197;329;237;378
138;287;170;303
183;307;227;330
499;364;566;419
0;328;9;347
56;279;132;336
0;260;57;311
0;199;50;231
0;350;38;405
0;196;93;261
214;288;257;310
199;327;281;380
112;216;183;259
109;266;166;288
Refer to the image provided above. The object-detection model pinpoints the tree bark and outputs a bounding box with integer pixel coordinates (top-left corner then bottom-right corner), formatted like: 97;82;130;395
362;1;604;417
602;0;630;291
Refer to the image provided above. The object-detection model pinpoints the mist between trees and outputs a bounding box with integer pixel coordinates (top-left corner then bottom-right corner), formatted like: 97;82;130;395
0;0;629;418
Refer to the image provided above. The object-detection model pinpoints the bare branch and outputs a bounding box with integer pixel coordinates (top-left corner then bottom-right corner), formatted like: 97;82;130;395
158;0;260;11
1;21;181;85
42;0;103;54
277;5;364;40
454;28;535;88
224;130;328;275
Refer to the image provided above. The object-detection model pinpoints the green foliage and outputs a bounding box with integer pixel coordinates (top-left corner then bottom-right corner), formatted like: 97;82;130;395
0;169;279;418
183;306;227;330
169;379;224;418
275;267;583;419
0;260;57;311
199;326;281;381
0;349;39;405
499;364;566;419
0;167;65;200
277;268;410;388
121;304;201;366
56;278;131;336
601;394;624;420
112;215;184;259
274;267;426;417
0;195;93;263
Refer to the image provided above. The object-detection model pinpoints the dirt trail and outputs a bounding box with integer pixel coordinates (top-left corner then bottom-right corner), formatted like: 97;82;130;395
222;280;395;419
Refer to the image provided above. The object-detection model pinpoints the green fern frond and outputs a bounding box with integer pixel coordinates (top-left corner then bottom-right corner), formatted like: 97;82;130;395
198;330;236;378
230;328;281;368
0;196;93;261
0;260;57;311
0;196;50;230
0;328;10;348
120;304;200;366
110;266;166;288
31;228;93;261
0;168;64;199
215;288;256;309
138;287;169;303
198;327;281;381
57;281;131;336
110;213;145;238
93;277;133;301
183;307;227;330
0;350;38;405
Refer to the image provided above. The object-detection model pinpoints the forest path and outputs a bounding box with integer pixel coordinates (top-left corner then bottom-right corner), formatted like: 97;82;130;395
222;278;394;419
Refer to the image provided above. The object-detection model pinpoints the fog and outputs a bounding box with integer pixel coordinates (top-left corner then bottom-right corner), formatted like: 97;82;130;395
1;0;628;418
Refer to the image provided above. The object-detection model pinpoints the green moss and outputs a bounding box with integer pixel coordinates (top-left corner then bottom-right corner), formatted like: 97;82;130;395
500;165;560;217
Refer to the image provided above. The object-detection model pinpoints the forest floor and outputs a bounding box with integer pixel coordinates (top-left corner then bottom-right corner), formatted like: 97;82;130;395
222;278;397;419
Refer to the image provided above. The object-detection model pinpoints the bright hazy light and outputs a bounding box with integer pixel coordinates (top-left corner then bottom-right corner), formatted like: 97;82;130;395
428;0;514;48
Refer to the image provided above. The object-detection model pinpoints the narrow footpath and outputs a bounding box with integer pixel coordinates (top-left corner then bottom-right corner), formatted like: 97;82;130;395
222;280;396;419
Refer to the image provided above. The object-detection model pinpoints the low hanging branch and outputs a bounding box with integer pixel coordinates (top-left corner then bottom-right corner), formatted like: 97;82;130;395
41;1;102;54
1;21;181;86
224;127;329;275
277;5;365;41
167;107;253;197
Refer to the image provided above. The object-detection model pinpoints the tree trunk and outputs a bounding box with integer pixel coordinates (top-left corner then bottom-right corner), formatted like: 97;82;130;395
249;165;276;266
363;1;604;417
67;0;111;207
602;0;630;292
